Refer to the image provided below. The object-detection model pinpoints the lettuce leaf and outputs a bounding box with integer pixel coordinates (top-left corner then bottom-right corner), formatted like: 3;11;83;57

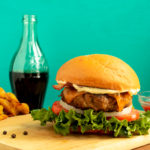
31;107;56;126
31;108;150;137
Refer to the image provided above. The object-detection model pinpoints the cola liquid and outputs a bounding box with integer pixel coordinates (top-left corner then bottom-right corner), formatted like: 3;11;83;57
9;72;48;110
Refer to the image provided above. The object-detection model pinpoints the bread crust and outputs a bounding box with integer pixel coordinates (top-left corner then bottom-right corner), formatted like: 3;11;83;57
56;54;140;91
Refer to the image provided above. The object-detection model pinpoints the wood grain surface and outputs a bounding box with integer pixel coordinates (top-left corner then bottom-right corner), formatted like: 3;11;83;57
0;114;149;150
134;144;150;150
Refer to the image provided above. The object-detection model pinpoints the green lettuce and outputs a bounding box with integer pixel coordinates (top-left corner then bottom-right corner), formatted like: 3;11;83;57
31;108;150;137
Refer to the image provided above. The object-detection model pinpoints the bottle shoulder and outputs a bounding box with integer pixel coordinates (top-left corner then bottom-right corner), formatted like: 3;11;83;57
10;42;49;73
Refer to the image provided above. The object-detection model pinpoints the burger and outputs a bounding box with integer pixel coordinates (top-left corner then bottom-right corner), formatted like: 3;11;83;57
31;54;150;137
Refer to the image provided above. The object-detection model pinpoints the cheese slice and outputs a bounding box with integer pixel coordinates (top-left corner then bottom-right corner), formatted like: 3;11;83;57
62;87;85;103
57;80;140;95
108;93;132;111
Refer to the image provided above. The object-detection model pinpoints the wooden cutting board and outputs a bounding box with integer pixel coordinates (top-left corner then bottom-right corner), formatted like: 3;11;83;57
0;114;149;150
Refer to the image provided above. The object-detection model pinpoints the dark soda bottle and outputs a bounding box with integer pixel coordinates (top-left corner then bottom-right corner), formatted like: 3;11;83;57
9;15;49;110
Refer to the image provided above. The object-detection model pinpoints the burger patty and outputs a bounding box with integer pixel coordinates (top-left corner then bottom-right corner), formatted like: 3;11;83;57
61;87;132;112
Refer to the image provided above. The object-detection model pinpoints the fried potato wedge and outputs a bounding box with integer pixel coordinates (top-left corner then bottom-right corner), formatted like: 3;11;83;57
0;114;8;120
0;98;29;116
0;87;29;120
0;98;17;115
7;93;19;102
17;103;30;115
0;105;4;115
0;88;8;99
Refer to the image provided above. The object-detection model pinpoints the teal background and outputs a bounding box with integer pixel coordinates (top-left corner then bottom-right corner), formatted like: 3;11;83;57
0;0;150;110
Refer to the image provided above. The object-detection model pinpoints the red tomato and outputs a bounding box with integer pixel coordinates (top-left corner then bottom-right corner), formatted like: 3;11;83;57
52;101;68;115
52;101;139;121
142;105;150;111
114;109;139;121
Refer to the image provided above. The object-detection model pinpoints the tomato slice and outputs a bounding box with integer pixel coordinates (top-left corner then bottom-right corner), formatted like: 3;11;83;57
52;101;68;115
141;105;150;111
114;109;139;121
52;101;140;121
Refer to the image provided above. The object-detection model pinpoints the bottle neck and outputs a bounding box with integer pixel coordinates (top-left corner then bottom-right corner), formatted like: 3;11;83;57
22;21;37;42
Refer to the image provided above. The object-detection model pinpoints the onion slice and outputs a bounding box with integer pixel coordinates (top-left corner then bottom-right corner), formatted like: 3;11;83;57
104;105;132;117
59;100;132;117
60;100;84;114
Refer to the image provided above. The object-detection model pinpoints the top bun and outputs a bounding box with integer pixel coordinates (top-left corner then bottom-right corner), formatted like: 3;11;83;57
56;54;140;91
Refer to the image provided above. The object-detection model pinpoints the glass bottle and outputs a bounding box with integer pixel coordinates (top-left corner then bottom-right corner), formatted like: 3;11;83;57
9;15;49;111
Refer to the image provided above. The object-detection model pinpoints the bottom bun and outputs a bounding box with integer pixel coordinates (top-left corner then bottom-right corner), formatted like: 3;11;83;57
70;127;113;135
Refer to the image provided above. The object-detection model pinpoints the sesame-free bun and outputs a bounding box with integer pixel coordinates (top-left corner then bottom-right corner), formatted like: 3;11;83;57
56;54;140;91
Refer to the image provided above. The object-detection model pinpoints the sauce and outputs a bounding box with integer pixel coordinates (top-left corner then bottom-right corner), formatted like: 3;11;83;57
142;105;150;111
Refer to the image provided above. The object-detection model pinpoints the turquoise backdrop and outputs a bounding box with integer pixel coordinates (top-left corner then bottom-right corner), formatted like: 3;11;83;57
0;0;150;110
